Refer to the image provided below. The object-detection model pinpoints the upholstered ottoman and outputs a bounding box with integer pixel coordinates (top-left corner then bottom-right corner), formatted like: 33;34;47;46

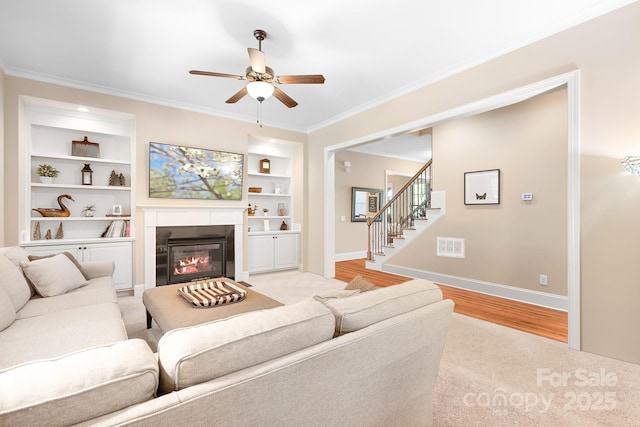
143;280;282;332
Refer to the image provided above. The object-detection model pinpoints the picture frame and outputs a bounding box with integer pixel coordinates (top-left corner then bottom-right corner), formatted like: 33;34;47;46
259;158;271;174
149;142;244;200
351;187;383;222
464;169;500;205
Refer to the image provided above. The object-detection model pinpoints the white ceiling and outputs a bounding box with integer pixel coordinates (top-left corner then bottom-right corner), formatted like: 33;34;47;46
0;0;634;136
347;133;432;163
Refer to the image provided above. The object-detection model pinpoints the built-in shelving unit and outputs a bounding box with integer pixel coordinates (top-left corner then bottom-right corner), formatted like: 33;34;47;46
246;140;300;273
19;96;136;289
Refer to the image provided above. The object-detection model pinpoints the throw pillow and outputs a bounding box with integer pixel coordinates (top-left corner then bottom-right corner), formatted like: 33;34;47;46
0;285;16;331
344;274;380;292
20;254;88;297
1;247;30;269
0;255;32;311
28;252;89;280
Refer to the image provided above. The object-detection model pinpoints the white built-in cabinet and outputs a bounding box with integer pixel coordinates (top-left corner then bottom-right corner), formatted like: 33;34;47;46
246;140;300;274
247;233;300;273
19;96;136;290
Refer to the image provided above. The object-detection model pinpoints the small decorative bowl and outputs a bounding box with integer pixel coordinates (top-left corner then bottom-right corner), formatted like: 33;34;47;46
248;187;262;193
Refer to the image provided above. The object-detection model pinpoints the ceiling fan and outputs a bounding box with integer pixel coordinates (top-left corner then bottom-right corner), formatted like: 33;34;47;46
189;29;325;108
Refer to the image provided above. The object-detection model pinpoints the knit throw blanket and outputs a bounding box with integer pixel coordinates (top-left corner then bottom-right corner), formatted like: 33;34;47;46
177;279;247;308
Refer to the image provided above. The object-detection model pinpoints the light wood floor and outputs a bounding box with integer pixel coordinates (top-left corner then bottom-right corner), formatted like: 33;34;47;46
335;259;568;343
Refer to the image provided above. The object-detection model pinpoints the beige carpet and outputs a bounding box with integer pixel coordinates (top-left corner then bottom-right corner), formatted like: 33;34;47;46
118;271;640;426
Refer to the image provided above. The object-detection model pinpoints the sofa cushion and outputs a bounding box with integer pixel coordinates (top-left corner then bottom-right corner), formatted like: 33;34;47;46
313;288;360;304
20;254;88;297
0;255;32;311
16;284;117;319
0;339;158;427
28;251;90;279
0;302;127;369
322;279;443;335
0;286;16;331
157;298;335;394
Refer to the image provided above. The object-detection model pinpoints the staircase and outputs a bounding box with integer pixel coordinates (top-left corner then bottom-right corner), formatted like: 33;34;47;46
365;159;444;271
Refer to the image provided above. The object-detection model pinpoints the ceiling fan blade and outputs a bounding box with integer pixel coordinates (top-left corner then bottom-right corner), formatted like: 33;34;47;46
276;74;325;84
247;48;266;74
225;87;248;104
189;70;245;80
273;87;298;108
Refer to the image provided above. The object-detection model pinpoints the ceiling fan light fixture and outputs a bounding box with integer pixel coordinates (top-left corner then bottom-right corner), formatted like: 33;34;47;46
246;81;274;102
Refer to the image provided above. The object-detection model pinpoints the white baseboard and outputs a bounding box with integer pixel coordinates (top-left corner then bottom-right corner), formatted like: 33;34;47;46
335;251;367;262
383;265;568;311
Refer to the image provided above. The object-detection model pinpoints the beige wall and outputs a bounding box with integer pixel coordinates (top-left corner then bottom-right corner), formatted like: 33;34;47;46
2;77;306;284
307;3;640;363
392;89;568;296
333;150;422;256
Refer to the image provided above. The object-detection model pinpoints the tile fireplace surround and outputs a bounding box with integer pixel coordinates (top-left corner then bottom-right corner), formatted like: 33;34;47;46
141;206;248;291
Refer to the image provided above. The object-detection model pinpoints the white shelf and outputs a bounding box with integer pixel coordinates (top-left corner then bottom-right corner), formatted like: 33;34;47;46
248;215;291;220
29;216;131;221
248;230;300;236
32;153;130;165
21;237;135;246
248;193;291;197
248;172;291;179
31;183;131;191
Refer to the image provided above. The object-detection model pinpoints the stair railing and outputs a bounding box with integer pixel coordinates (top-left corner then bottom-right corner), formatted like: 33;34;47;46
367;159;432;261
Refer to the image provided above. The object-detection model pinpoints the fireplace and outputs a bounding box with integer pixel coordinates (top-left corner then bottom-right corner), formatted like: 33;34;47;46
167;238;226;284
156;225;235;286
142;206;246;291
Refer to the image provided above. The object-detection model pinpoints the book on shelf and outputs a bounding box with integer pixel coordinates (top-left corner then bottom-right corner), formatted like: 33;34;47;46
102;219;130;238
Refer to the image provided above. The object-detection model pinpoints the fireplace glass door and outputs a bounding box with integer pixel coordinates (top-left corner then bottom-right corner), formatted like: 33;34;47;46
167;239;226;284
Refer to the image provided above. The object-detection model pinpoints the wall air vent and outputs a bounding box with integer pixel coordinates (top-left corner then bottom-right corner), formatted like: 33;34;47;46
437;237;465;258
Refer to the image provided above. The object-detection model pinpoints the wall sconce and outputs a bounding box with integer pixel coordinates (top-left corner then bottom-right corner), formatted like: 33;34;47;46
343;161;351;173
621;156;640;176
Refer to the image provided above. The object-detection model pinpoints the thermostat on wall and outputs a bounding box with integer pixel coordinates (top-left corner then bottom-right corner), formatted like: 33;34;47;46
522;193;533;201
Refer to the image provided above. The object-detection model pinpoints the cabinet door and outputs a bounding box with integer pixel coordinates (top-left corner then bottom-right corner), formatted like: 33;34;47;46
25;244;82;260
273;234;300;270
248;235;276;273
84;242;132;288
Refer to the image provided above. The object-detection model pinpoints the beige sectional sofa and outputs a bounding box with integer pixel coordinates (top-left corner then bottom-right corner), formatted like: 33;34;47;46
0;245;454;426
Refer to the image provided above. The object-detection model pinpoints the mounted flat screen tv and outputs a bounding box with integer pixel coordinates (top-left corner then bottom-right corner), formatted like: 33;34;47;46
149;142;244;200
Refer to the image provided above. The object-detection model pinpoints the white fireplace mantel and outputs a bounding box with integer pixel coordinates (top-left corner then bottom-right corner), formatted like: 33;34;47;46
140;205;248;289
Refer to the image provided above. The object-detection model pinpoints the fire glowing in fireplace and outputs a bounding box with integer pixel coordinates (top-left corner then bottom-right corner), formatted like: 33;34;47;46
173;255;214;275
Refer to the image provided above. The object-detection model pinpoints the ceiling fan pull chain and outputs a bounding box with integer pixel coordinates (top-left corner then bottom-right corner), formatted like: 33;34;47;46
257;101;263;128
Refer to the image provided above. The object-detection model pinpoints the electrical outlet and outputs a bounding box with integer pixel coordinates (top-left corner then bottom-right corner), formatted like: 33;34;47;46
539;275;548;286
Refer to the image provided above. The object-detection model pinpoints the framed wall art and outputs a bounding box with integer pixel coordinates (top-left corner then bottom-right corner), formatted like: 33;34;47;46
149;142;244;200
464;169;500;205
351;187;383;222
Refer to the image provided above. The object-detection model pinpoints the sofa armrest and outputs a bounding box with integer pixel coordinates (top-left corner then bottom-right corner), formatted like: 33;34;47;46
80;260;115;279
0;339;158;426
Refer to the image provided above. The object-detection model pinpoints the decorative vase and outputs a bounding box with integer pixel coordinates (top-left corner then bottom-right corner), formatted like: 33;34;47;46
85;211;94;217
39;176;53;184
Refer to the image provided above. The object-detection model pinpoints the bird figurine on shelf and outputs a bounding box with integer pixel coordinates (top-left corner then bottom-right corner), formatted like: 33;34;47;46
32;194;74;217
